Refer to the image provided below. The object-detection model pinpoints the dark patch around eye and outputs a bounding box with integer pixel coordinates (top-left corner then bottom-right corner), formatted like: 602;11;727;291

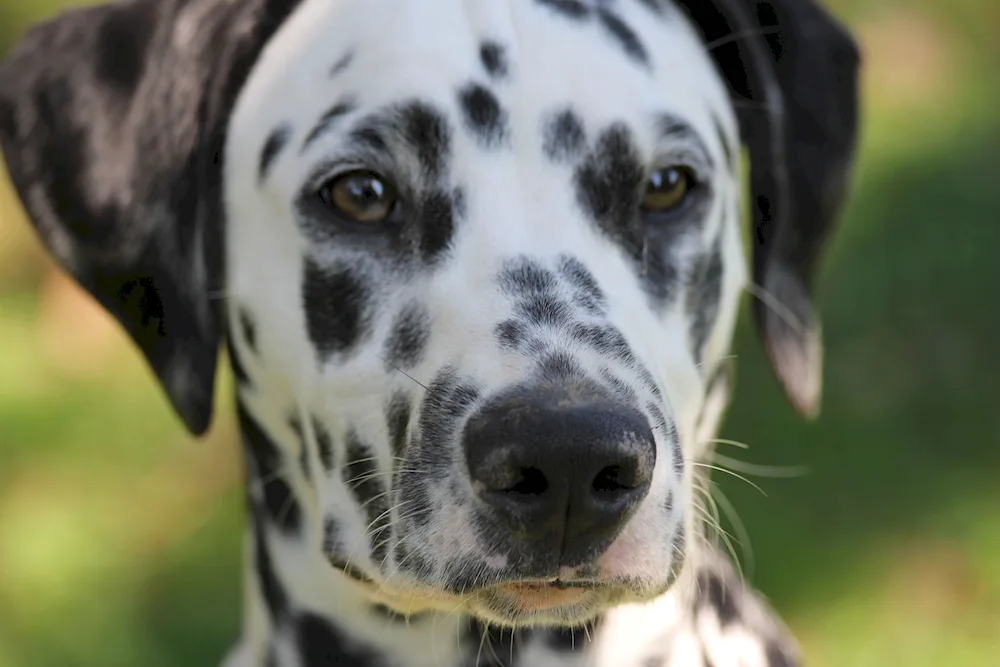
712;113;735;172
311;416;336;471
301;100;355;152
259;124;291;183
685;236;724;367
574;123;645;242
349;123;390;154
343;430;392;568
227;337;252;387
329;50;355;77
479;41;509;79
558;256;606;314
302;259;371;363
239;402;302;535
238;307;258;354
536;0;591;20
498;257;558;297
515;295;573;328
543;109;587;163
386;392;412;459
597;8;649;66
397;101;451;181
417;189;457;264
458;83;510;149
296;612;377;667
384;301;431;370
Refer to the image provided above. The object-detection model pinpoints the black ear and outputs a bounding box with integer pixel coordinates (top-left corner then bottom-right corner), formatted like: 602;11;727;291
676;0;861;417
0;0;302;434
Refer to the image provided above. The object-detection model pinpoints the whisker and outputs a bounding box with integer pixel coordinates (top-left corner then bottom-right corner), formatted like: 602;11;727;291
365;347;431;391
713;453;810;479
709;480;755;581
691;462;768;497
701;437;750;450
744;281;807;338
704;26;782;51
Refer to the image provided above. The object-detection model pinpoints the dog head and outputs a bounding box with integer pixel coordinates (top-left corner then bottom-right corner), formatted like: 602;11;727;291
0;0;858;627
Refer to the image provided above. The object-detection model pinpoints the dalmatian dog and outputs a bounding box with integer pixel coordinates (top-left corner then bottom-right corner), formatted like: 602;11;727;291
0;0;859;665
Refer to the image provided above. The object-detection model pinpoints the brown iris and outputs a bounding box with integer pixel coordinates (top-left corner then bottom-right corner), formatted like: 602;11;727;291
319;171;398;224
641;167;695;212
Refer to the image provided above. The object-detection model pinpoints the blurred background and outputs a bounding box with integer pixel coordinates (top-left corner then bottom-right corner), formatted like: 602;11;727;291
1;0;998;665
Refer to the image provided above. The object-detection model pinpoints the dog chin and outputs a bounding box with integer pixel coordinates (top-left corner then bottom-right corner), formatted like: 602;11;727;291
469;584;613;627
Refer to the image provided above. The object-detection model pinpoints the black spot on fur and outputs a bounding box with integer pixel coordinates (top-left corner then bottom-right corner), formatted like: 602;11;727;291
297;612;374;667
598;9;649;66
495;319;529;351
686;237;724;366
349;123;389;155
515;295;572;328
227;337;252;387
288;414;311;481
464;620;528;667
537;351;581;381
343;431;391;568
712;113;735;172
239;402;302;535
312;416;336;471
414;368;481;477
265;646;279;667
672;524;686;560
458;83;510;149
699;571;740;625
479;41;509;79
635;0;667;16
599;368;639;406
575;123;644;244
536;0;591;20
543;109;586;163
94;3;154;93
418;189;457;263
386;392;412;459
329;50;355;77
765;640;798;667
398;101;451;180
646;401;669;435
546;626;591;651
569;323;634;365
384;302;431;370
238;306;258;354
248;493;289;622
302;259;370;362
498;257;558;297
322;516;340;555
301;100;355;151
559;256;606;314
259;124;291;182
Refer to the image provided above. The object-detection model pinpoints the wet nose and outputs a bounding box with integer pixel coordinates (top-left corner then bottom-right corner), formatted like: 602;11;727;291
462;382;656;564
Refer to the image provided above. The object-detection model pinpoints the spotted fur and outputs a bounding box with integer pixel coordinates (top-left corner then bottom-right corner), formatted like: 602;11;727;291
0;0;860;666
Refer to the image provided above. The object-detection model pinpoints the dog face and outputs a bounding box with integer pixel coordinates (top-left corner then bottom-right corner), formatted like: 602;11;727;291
0;0;859;630
225;0;743;625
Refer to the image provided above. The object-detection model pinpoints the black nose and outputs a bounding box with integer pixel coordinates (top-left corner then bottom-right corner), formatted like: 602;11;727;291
463;381;656;564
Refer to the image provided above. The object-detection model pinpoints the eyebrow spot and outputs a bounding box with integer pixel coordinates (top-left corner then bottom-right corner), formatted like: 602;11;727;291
258;124;291;182
301;100;356;152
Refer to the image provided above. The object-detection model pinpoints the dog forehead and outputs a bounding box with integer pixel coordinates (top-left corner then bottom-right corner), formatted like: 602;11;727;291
227;0;733;172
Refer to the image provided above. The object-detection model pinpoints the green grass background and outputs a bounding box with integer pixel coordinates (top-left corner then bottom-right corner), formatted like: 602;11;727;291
1;1;998;665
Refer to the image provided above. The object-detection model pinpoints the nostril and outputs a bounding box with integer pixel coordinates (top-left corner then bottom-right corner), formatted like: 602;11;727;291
508;466;548;496
592;465;626;494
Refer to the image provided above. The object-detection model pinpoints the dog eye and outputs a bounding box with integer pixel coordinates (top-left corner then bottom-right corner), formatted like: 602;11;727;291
642;167;696;212
318;171;398;224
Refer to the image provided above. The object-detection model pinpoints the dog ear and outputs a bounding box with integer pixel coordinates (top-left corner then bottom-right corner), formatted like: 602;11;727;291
0;0;300;435
676;0;861;417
